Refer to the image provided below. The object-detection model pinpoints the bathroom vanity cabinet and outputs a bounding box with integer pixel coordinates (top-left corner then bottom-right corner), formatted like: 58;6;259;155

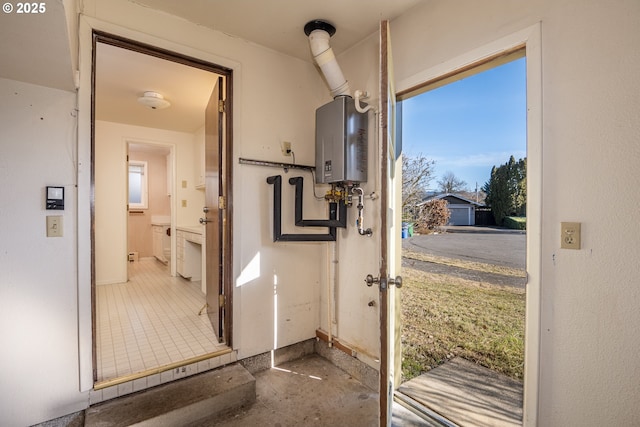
176;226;202;281
151;224;170;264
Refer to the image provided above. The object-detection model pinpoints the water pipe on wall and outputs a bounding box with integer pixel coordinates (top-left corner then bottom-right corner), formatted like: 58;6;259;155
351;187;373;236
354;90;374;114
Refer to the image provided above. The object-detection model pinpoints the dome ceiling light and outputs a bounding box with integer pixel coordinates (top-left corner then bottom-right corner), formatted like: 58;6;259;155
137;91;171;110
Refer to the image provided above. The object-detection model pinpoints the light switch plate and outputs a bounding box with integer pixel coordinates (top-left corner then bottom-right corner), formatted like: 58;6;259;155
561;222;580;249
47;215;63;237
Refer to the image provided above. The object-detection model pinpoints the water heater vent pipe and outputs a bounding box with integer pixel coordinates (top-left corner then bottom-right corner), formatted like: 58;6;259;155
305;20;350;98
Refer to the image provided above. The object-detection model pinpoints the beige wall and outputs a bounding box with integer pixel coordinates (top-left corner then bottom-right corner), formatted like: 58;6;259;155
0;77;88;425
94;120;201;285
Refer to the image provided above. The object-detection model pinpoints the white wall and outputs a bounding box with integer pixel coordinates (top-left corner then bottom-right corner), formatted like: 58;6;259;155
0;78;87;426
326;35;385;367
94;120;201;284
389;0;640;425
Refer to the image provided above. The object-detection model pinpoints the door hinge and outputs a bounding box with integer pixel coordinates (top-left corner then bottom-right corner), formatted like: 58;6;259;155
218;99;225;113
218;195;226;209
219;294;225;308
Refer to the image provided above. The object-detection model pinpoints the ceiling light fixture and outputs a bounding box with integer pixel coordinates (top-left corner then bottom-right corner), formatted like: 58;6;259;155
137;91;171;110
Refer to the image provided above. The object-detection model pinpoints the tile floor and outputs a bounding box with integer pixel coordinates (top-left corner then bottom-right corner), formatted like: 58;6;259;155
96;257;226;382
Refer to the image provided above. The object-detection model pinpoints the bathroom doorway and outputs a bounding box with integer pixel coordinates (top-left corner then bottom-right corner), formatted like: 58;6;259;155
92;33;233;386
127;141;173;277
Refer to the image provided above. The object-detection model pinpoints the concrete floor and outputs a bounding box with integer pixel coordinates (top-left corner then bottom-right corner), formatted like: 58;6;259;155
195;354;379;426
187;353;433;427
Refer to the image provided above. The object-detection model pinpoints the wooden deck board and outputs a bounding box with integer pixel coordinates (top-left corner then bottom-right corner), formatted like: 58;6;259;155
398;357;523;427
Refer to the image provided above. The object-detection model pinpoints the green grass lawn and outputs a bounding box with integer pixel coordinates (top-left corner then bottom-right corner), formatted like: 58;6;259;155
400;265;526;382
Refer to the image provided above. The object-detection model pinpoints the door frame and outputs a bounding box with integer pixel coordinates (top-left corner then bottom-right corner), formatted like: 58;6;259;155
391;23;542;425
85;30;234;385
126;140;176;277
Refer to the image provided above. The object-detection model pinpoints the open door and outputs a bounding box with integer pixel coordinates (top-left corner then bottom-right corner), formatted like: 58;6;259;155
202;77;224;342
378;20;402;426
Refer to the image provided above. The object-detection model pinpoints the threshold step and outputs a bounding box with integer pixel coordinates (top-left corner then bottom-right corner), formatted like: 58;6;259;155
85;364;256;427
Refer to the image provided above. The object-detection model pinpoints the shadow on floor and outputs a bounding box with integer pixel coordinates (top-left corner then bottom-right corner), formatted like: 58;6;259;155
199;354;379;426
202;353;475;426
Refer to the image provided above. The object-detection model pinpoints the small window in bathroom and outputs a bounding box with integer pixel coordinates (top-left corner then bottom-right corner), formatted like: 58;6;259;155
129;160;148;209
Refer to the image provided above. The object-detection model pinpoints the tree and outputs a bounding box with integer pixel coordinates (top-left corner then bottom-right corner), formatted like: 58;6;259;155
483;156;527;225
437;171;467;193
402;153;435;221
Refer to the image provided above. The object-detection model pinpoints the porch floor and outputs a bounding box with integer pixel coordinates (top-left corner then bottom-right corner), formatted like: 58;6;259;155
398;357;524;427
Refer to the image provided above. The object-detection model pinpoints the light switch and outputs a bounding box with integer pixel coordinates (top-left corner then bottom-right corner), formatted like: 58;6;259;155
47;215;63;237
182;180;187;188
560;222;580;249
182;200;187;207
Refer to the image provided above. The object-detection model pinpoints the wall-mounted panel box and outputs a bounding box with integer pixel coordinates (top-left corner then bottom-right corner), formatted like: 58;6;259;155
315;96;368;184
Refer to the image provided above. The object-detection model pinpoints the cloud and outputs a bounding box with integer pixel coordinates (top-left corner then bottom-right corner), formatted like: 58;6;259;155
439;151;527;168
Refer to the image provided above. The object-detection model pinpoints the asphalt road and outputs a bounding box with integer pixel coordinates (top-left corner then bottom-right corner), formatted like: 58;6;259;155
402;228;526;270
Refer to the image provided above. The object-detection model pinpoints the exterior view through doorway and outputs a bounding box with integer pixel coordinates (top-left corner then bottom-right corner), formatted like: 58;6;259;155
387;23;543;426
397;51;527;425
91;32;233;389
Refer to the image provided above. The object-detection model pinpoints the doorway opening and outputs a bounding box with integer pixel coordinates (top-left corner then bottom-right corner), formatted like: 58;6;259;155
91;32;233;387
397;50;528;425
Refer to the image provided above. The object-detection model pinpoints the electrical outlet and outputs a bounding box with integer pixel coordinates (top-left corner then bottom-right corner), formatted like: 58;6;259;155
182;200;187;207
182;180;187;188
281;141;292;156
561;222;581;249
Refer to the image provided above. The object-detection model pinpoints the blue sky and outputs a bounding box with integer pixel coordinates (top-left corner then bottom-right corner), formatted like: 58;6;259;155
401;57;527;192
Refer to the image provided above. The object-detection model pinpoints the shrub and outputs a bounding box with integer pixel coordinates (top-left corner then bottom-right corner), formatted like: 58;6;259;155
504;216;526;230
415;199;450;233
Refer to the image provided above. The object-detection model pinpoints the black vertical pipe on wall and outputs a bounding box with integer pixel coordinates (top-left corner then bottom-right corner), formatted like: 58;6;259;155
266;175;337;242
288;176;347;228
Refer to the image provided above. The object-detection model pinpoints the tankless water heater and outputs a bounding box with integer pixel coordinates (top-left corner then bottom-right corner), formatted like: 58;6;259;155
315;96;368;184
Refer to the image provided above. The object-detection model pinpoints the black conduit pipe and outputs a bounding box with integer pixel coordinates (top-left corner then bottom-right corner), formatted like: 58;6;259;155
266;175;337;242
288;176;347;228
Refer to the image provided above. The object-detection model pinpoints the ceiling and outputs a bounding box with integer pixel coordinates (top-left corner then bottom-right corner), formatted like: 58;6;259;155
0;0;75;90
133;0;422;61
95;42;221;133
2;0;423;133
